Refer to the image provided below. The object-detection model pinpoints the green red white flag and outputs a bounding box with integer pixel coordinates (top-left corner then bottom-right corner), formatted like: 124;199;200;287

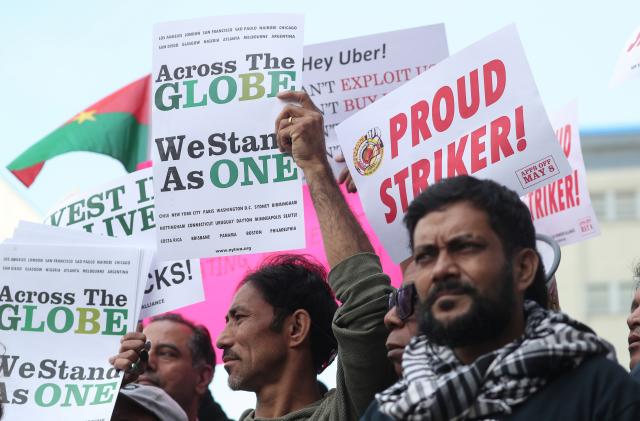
7;75;151;187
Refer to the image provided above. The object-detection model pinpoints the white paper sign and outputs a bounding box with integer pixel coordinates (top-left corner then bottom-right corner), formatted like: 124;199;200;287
611;26;640;86
0;243;141;420
302;24;449;175
523;102;600;245
336;25;572;263
152;14;305;261
44;168;204;318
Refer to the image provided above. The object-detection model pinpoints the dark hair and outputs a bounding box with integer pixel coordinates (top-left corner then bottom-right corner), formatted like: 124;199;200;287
150;313;216;368
240;254;338;373
404;176;548;308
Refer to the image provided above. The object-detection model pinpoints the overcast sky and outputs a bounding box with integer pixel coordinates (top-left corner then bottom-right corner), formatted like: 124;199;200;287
2;2;639;417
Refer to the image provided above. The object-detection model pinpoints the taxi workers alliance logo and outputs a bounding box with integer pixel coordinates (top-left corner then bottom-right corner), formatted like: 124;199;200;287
353;127;384;176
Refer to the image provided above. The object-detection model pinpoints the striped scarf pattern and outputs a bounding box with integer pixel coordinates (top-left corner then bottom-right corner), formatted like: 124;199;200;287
376;301;616;420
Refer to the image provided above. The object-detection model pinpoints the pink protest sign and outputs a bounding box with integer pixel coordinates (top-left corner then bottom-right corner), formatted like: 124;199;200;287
176;184;403;361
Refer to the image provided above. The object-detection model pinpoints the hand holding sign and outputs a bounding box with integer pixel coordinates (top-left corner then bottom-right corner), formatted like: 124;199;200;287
276;90;329;173
108;332;149;386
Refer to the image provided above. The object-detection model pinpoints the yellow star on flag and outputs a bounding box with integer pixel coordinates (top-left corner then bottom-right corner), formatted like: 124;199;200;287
74;110;97;124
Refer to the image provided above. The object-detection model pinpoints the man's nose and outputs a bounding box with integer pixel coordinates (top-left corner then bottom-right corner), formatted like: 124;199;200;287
216;324;233;349
384;306;405;331
627;308;640;330
146;348;157;371
431;250;460;283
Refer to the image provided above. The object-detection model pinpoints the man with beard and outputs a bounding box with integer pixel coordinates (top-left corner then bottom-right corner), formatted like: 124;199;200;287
111;90;396;420
375;176;640;420
110;314;230;421
212;90;396;420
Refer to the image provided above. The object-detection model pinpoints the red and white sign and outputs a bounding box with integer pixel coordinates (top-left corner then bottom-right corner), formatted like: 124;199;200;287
524;102;600;245
335;25;571;263
301;24;449;176
611;26;640;86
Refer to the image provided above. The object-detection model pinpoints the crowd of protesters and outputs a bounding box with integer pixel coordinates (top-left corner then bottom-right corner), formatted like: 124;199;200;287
99;90;640;420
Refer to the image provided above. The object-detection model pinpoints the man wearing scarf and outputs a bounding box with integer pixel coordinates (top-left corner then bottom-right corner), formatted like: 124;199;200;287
375;176;640;420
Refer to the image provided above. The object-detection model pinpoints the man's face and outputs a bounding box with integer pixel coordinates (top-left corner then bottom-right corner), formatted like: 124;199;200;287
412;201;517;348
216;282;289;391
384;263;420;377
139;321;206;412
627;288;640;369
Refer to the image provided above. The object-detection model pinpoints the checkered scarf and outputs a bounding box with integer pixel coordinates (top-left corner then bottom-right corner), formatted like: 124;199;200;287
376;300;616;420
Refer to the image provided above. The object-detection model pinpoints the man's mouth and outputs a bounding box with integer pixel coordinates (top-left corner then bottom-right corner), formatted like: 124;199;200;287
386;345;404;362
628;331;640;349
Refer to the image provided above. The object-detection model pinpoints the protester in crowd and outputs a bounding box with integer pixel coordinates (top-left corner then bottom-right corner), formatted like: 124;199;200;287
369;175;640;420
360;263;419;421
627;262;640;377
383;262;420;378
111;383;188;421
111;90;396;420
110;314;230;421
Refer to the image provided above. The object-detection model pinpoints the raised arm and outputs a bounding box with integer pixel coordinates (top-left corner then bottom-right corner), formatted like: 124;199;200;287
275;90;372;268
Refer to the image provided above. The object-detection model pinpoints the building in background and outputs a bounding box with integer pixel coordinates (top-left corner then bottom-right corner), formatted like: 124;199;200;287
558;127;640;369
0;169;41;241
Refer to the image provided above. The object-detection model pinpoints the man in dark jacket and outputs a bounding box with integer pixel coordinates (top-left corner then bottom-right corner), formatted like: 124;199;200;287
374;175;640;420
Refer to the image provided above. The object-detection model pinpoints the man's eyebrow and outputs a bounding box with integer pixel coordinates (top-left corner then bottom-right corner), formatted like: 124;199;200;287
155;343;181;354
228;305;250;316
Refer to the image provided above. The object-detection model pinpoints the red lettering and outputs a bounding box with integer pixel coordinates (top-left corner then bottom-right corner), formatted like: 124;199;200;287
432;86;455;132
564;173;575;208
557;178;565;211
380;178;397;224
457;69;480;119
483;59;506;107
559;124;571;158
548;181;558;214
393;168;410;213
411;159;430;198
534;188;544;218
490;116;514;163
411;101;432;147
470;126;487;173
434;149;443;183
390;113;407;159
573;169;580;206
344;99;355;112
447;135;468;177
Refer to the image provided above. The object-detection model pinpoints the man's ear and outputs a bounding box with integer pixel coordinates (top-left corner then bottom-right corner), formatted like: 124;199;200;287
195;364;214;395
513;248;539;294
286;309;312;349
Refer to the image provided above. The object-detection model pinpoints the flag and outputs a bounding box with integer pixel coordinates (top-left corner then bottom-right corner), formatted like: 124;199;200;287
7;75;151;187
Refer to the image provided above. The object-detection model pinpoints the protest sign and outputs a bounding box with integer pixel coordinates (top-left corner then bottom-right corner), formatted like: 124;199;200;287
302;24;449;176
524;102;600;245
336;25;572;263
611;26;640;86
152;15;306;261
44;168;204;318
178;183;403;363
0;242;142;420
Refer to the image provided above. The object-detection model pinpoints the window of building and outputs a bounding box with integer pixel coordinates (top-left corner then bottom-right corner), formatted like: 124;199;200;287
587;281;637;316
590;192;607;221
586;283;610;316
614;190;638;220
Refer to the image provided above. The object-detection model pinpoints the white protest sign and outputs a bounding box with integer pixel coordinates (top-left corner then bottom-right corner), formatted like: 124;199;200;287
44;168;204;318
302;24;449;175
0;243;141;419
611;26;640;86
524;102;600;245
152;15;305;261
336;25;572;263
